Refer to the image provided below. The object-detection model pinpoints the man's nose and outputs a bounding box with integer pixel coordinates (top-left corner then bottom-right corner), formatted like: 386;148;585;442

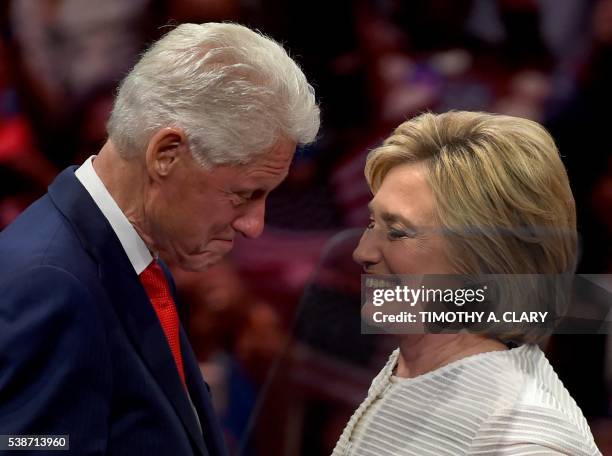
352;231;381;270
232;200;265;239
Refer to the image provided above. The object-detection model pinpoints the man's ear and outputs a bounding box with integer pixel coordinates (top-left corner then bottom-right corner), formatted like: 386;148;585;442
145;127;189;180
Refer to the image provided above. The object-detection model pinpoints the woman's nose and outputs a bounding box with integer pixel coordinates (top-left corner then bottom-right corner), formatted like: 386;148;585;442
352;231;381;271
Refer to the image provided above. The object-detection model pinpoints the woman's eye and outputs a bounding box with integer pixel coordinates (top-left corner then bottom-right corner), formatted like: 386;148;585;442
388;227;413;240
366;220;375;230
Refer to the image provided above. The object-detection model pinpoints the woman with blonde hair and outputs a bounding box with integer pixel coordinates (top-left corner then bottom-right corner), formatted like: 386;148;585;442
332;111;601;455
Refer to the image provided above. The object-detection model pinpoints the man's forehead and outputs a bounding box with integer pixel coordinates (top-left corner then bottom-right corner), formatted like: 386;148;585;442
207;161;289;191
239;140;295;175
201;138;295;185
255;138;296;165
243;157;291;178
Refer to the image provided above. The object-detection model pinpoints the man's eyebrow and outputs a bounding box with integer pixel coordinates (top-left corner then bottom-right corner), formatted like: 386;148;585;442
236;188;267;198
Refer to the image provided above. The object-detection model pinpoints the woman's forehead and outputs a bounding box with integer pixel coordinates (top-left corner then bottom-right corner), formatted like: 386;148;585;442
372;164;437;225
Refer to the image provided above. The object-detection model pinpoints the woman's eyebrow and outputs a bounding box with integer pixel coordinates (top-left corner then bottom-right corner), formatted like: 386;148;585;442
368;202;419;230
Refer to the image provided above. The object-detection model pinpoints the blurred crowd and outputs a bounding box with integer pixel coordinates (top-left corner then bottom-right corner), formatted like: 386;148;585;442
1;0;612;454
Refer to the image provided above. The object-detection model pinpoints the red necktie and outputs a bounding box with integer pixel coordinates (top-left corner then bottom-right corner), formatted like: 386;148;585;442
139;260;186;385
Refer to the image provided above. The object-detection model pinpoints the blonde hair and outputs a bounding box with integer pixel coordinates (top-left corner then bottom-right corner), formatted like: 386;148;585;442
365;111;577;342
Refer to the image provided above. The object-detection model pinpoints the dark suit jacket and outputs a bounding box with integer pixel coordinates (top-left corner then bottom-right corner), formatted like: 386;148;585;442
0;167;228;456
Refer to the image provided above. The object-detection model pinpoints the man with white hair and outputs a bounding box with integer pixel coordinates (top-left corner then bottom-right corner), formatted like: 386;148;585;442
0;23;319;455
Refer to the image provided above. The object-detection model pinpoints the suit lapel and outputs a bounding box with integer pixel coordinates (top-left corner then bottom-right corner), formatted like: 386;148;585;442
48;167;209;456
181;328;229;456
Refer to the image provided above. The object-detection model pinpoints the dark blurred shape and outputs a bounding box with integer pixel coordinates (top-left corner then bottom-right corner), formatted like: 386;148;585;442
391;0;474;51
0;34;58;228
238;230;395;455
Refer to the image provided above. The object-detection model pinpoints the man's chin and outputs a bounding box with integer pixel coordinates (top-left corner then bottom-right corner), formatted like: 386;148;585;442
177;250;227;272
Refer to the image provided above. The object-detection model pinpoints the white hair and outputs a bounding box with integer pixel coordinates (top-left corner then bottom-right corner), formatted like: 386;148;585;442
107;22;320;167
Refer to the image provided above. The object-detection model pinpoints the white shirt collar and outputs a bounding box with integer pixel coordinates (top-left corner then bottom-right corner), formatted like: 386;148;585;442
75;155;153;275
